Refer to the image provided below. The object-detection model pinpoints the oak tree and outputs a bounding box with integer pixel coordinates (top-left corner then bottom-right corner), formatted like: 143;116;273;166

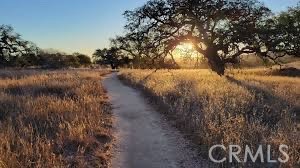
0;25;38;66
121;0;277;75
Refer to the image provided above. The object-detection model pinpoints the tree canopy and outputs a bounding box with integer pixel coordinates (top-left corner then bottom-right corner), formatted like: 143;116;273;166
93;47;131;69
112;0;300;75
0;25;93;68
73;52;92;66
264;5;300;57
0;25;38;66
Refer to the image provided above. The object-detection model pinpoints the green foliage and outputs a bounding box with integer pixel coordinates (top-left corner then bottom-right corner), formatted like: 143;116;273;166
93;47;131;69
276;5;300;56
73;53;92;66
15;53;40;67
0;25;93;69
38;51;80;69
256;4;300;64
0;25;38;67
0;24;95;69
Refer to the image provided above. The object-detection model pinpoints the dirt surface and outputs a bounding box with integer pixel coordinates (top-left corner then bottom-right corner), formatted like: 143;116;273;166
103;73;213;168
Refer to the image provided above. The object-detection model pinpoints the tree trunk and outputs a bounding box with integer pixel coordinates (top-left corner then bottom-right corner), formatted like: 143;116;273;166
205;47;225;75
110;62;116;69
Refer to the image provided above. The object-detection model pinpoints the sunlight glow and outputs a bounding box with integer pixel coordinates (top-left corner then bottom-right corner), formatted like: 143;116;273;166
176;42;194;51
173;42;199;59
170;42;207;68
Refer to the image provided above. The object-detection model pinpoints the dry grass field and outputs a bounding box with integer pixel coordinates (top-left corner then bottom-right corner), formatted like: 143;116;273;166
119;69;299;167
0;69;112;167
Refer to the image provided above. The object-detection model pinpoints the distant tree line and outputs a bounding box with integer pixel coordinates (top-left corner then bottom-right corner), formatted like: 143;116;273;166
3;0;299;72
93;47;131;69
0;25;91;68
92;45;180;69
94;0;300;74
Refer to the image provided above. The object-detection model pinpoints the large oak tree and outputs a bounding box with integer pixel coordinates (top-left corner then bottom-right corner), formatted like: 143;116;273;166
118;0;298;75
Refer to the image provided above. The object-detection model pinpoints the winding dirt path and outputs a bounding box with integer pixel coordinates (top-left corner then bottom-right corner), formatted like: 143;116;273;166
103;73;212;168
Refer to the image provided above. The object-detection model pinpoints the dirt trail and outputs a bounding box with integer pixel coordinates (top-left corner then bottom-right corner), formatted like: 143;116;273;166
103;73;212;168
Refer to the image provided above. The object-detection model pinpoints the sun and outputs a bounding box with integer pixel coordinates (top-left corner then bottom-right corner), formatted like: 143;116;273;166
173;42;200;58
176;42;194;51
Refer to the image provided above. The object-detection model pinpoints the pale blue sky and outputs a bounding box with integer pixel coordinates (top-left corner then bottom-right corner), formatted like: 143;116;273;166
0;0;298;56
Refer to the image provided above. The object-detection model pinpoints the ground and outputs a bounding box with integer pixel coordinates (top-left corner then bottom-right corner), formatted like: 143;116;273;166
103;73;214;168
0;68;298;168
118;68;299;167
0;69;113;167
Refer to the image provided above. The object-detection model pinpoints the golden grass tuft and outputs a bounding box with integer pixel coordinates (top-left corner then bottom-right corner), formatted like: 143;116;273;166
119;69;299;167
0;69;112;168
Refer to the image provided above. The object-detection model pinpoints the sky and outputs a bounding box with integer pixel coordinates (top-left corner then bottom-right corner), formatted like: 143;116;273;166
0;0;299;56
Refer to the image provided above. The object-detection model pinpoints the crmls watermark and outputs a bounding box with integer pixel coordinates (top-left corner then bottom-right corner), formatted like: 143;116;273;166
209;145;289;163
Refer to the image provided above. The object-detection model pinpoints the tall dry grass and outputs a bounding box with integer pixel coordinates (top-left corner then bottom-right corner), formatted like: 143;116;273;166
0;69;112;167
119;69;299;167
